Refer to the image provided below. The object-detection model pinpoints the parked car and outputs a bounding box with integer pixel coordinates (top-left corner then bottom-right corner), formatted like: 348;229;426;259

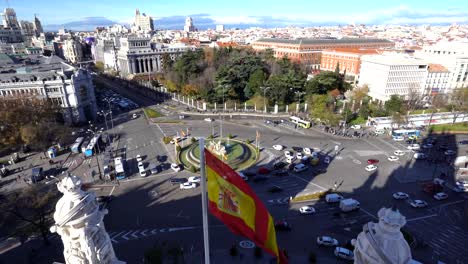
410;200;428;208
393;192;409;200
171;163;181;172
274;220;291;231
299;205;316;215
273;161;287;170
296;152;303;159
316;236;338;247
169;178;187;185
188;176;201;183
136;154;143;162
367;159;379;164
303;147;312;155
365;164;378;172
180;182;197;189
132;113;138;119
138;162;145;171
444;150;456;156
150;166;159;174
433;192;448;200
334;247;354;261
284;151;293;158
286;156;296;164
272;145;284;151
325;193;343;203
139;168;147;177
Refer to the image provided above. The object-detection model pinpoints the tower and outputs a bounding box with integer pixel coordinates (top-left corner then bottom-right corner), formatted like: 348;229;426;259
184;16;195;32
33;14;43;37
50;175;125;264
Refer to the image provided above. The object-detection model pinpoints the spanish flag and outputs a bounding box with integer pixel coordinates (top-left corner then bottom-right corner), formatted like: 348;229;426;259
205;149;287;263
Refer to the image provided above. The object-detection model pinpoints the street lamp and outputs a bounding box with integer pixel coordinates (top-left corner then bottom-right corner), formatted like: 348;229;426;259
87;124;103;181
261;86;271;119
103;98;115;142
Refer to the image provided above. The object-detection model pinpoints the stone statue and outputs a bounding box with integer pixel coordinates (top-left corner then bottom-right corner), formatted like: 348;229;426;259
50;175;125;264
208;140;227;157
353;206;412;264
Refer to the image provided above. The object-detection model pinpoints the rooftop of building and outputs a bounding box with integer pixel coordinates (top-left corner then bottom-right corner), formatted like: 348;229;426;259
361;54;427;65
428;63;449;72
322;48;380;55
254;38;393;45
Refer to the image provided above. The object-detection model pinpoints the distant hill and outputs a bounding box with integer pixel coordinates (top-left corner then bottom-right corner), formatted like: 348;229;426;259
44;17;117;31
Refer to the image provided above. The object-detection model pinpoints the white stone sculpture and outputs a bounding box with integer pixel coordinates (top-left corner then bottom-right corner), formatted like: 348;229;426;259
208;140;227;157
353;206;412;264
50;175;125;264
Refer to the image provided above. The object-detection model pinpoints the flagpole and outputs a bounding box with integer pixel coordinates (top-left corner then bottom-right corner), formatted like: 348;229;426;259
199;138;211;264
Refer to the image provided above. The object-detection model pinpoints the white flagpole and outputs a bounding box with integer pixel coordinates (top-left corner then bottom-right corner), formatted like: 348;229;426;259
199;138;211;263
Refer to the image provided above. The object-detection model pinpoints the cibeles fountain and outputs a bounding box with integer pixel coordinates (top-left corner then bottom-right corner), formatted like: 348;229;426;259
50;175;124;264
353;206;413;264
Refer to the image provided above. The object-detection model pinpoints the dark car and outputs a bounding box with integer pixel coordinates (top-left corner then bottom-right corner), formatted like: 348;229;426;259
243;171;256;177
252;175;268;183
273;161;288;170
287;163;296;171
169;178;187;185
439;144;448;150
268;185;283;193
150;166;159;174
458;140;468;145
275;220;292;231
292;147;303;152
314;168;327;175
273;170;289;177
257;167;271;175
367;159;379;165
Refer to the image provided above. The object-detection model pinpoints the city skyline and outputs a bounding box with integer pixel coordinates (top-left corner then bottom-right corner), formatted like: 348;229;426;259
2;0;468;31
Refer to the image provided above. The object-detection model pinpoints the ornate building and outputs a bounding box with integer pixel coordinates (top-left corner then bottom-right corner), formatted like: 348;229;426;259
63;38;84;64
117;37;195;76
50;175;124;264
133;9;153;32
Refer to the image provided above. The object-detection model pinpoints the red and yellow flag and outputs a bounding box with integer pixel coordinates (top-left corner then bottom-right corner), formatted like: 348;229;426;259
204;149;287;263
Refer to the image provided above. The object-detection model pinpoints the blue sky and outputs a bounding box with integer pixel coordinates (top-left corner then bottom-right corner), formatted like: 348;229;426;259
4;0;468;25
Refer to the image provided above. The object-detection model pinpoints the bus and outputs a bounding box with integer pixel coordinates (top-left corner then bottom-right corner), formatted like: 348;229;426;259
289;116;311;129
70;137;84;153
114;157;126;180
84;134;102;157
392;129;421;138
368;111;468;130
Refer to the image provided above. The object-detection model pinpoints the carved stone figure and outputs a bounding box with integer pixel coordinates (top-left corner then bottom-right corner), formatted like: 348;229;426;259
50;175;124;264
353;206;412;264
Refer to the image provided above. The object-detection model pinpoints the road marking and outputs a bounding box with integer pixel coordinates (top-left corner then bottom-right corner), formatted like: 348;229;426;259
131;231;140;239
121;230;134;240
406;214;438;222
291;175;326;191
360;208;378;220
109;186;116;196
151;229;158;235
155;124;167;137
141;229;149;236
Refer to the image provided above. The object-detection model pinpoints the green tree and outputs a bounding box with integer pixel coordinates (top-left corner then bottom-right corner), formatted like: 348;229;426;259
305;71;350;95
247;69;266;96
334;62;340;74
385;95;404;115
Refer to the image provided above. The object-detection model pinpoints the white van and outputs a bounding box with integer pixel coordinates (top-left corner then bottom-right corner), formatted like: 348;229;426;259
325;193;343;203
339;198;360;212
293;163;308;173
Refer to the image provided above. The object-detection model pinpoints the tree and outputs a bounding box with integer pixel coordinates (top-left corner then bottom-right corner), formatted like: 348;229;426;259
247;69;265;96
448;87;468;123
334;62;340;74
305;71;350;95
0;186;59;245
385;95;404;115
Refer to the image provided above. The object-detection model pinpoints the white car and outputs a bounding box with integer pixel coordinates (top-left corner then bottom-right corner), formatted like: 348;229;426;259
422;143;433;149
394;150;405;156
180;182;197;189
393;192;409;200
188;176;201;183
388;156;399;162
273;145;284;151
350;125;361;129
284;151;293;158
299;205;316;215
334;247;354;261
456;180;468;187
132;113;138;119
410;200;428;208
136;154;142;162
393;136;405;141
296;152;303;159
413;152;427;160
365;164;377;172
444;150;456;156
433;192;448;200
171;163;181;172
303;148;312;155
316;236;338;247
286;156;296;164
139;168;147;177
407;144;420;151
204;118;214;122
138;162;145;171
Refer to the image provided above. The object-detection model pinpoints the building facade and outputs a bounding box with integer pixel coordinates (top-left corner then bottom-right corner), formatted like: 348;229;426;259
1;8;19;29
63;38;83;64
0;55;97;124
359;54;428;102
320;48;379;83
117;37;195;76
424;64;450;96
0;26;23;44
133;9;153;32
252;38;394;70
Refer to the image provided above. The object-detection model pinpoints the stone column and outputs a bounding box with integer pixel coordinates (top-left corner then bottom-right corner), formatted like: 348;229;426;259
254;104;257;112
203;102;207;111
244;102;247;111
274;104;278;114
191;98;194;107
286;105;289;113
128;58;134;74
224;102;227;111
214;103;217;111
304;103;308;112
234;102;237;111
296;103;299;113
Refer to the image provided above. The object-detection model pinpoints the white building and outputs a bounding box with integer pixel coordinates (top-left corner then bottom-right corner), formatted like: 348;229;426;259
117;37;195;76
424;63;450;96
1;8;19;29
359;54;428;102
0;54;97;124
415;42;468;91
63;38;83;64
133;9;153;32
216;24;225;31
184;17;195;32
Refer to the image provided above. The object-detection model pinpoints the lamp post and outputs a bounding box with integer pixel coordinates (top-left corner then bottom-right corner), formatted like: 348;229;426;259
87;123;103;181
103;98;115;142
220;85;227;140
261;86;271;120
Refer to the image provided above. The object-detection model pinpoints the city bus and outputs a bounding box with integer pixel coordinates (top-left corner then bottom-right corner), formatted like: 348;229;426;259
70;137;84;153
392;129;421;139
289;116;311;129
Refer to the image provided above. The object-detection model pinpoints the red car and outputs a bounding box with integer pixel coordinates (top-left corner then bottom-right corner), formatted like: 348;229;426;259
257;167;271;175
367;159;379;164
